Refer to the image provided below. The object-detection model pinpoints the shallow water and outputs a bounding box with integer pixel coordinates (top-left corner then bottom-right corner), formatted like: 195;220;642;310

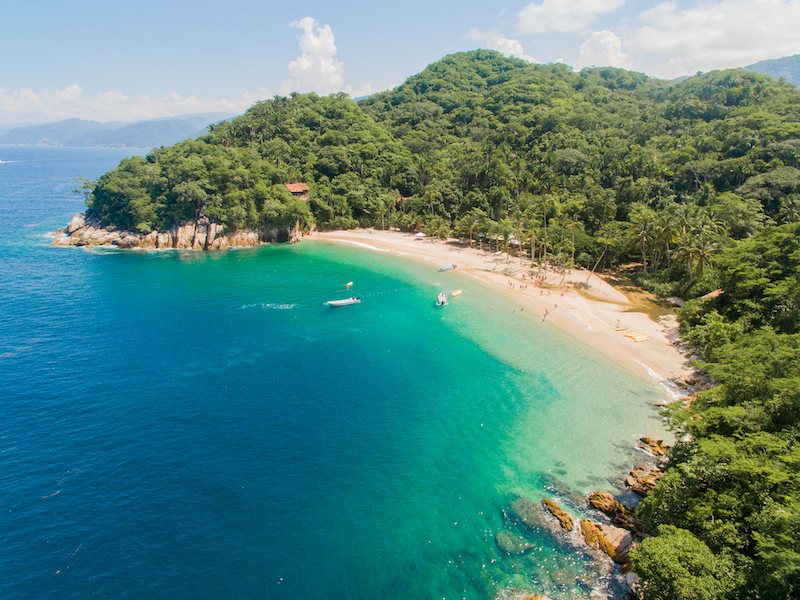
0;146;667;599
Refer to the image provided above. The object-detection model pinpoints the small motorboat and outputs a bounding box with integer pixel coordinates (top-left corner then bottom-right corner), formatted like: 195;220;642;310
439;264;456;271
436;292;449;306
326;297;361;307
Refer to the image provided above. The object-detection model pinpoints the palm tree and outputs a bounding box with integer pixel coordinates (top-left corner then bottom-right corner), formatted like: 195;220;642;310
653;210;678;276
423;215;451;241
562;213;584;269
456;208;486;247
675;218;720;280
628;204;657;275
779;193;800;224
587;224;618;283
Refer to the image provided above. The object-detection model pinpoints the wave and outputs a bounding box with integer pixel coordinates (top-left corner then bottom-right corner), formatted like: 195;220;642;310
326;238;390;252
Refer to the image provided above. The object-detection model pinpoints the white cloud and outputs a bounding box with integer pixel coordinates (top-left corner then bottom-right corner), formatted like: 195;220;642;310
343;84;375;98
466;28;537;62
517;0;626;34
628;0;800;78
575;30;633;70
280;17;344;95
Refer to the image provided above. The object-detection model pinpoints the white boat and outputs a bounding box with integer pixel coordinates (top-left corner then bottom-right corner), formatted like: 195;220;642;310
436;292;448;306
439;264;456;271
326;297;361;307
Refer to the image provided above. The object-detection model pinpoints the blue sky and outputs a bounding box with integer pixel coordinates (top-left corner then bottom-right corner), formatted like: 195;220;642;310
3;0;800;125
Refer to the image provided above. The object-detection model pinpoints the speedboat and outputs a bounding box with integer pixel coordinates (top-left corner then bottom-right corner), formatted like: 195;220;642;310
439;264;456;271
436;292;448;306
326;297;361;307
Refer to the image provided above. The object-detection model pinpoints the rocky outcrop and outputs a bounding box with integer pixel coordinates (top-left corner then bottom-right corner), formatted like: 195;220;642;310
541;499;574;532
588;492;644;533
637;436;670;457
670;371;715;393
625;462;664;497
580;519;635;564
52;211;302;250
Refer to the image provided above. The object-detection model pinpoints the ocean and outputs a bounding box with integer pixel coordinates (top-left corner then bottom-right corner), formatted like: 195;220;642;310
0;146;667;599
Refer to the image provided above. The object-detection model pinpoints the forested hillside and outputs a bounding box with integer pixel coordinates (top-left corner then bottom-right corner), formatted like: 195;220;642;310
81;50;800;598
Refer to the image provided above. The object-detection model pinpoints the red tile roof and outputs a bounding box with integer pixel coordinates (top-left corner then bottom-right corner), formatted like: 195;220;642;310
285;183;309;193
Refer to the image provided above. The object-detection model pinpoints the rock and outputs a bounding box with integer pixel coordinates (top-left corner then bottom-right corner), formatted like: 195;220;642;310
508;497;549;532
581;519;635;564
626;572;642;597
625;463;664;497
588;492;644;533
638;436;670;457
495;530;534;555
66;212;86;234
541;499;574;532
53;211;303;251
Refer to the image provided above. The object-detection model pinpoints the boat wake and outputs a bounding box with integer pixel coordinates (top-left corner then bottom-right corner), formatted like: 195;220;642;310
241;302;297;310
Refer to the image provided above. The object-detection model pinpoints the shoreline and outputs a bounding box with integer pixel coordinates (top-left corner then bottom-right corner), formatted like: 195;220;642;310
312;229;693;388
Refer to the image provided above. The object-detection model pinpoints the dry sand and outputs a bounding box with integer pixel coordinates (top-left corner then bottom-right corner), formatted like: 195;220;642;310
312;229;693;386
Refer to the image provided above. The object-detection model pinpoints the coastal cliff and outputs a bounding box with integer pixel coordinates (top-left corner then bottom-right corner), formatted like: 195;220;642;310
52;211;302;250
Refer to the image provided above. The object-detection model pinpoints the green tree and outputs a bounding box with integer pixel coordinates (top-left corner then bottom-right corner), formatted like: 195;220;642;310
630;526;736;600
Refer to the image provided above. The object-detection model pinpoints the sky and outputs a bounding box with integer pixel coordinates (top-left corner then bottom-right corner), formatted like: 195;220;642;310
3;0;800;126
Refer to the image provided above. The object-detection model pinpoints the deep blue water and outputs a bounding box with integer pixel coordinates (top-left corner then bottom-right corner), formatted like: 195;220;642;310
0;146;666;599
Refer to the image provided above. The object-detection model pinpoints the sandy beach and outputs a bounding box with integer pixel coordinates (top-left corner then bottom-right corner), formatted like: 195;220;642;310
312;229;692;387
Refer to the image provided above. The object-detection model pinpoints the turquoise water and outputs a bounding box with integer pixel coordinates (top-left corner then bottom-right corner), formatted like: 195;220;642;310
0;147;667;599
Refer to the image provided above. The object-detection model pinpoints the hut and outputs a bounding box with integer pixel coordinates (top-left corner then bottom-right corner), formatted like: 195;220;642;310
285;183;310;201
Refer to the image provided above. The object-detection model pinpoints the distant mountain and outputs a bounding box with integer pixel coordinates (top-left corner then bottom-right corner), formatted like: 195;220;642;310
744;54;800;87
0;118;108;145
67;119;201;148
0;112;236;148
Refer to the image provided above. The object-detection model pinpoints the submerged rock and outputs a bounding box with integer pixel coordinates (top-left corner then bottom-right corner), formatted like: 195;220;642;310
495;530;534;555
507;497;550;532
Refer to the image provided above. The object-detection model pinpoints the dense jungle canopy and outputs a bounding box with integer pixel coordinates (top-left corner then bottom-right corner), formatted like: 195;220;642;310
83;50;800;599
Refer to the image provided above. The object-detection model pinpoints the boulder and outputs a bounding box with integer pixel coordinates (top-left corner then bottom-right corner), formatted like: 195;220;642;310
626;572;642;598
638;436;670;457
67;212;86;234
580;519;635;564
588;492;644;533
541;499;574;532
625;463;664;497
